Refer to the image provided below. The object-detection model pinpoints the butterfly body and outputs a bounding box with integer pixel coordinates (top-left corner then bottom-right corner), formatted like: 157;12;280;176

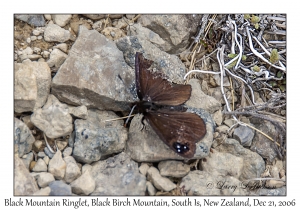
134;52;206;158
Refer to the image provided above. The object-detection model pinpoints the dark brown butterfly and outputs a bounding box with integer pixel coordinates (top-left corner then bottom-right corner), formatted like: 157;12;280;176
134;52;206;158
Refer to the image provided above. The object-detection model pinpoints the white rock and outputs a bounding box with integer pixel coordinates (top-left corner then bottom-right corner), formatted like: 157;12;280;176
48;150;66;180
32;29;40;36
42;51;50;58
70;169;95;195
44;14;52;20
63;147;72;157
52;15;72;27
36;172;55;188
47;49;68;68
26;37;31;43
53;43;68;53
31;36;37;41
23;47;33;55
32;158;48;172
138;163;149;176
146;181;156;196
64;156;81;183
44;23;71;42
37;36;43;40
147;167;176;192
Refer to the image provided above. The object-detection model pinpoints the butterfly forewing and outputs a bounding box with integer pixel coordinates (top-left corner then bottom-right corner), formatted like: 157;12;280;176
135;52;191;106
145;109;206;158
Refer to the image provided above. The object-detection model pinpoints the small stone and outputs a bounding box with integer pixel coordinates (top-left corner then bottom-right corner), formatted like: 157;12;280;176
57;141;68;151
23;47;33;55
43;156;50;165
52;15;72;27
44;23;72;42
37;35;43;40
146;181;156;196
44;14;52;21
32;158;47;172
233;125;255;147
68;105;88;119
33;187;51;195
224;119;235;127
36;172;55;188
82;164;92;174
213;109;223;126
53;43;68;53
42;51;50;58
47;49;68;69
33;140;43;151
26;37;31;43
29;161;36;171
48;150;66;180
32;29;40;36
31;36;37;41
37;152;46;158
70;170;96;195
138;163;149;176
49;180;72;196
63;147;73;157
158;160;190;178
64;156;81;183
147;167;176;192
33;47;41;54
21;152;34;170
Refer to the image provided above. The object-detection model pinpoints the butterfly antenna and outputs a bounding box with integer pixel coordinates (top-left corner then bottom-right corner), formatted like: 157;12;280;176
124;104;137;127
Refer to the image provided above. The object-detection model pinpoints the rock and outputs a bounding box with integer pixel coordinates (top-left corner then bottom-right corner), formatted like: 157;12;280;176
70;169;95;195
44;23;73;42
15;15;45;27
15;157;39;195
73;109;127;164
49;180;72;196
48;150;66;180
32;29;41;36
33;187;51;195
126;107;214;162
216;138;265;181
139;163;149;176
223;118;235;128
44;14;52;20
115;36;186;84
14;60;51;113
90;152;146;195
36;172;55;188
63;147;73;157
213;109;223;126
233;125;255;147
21;115;34;130
68;105;88;119
47;49;68;69
64;156;81;183
37;152;46;158
186;79;222;114
51;26;135;111
201;150;244;179
14;63;36;112
43;156;50;165
146;181;156;196
158;160;190;178
56;140;68;151
31;94;73;139
14;118;35;157
32;158;48;172
82;164;92;174
21;152;34;170
53;43;68;53
147;167;176;192
137;15;202;54
42;50;50;59
250;120;281;162
68;131;75;148
52;15;72;27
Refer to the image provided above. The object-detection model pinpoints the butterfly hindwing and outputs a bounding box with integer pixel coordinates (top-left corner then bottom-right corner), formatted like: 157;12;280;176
144;109;206;158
